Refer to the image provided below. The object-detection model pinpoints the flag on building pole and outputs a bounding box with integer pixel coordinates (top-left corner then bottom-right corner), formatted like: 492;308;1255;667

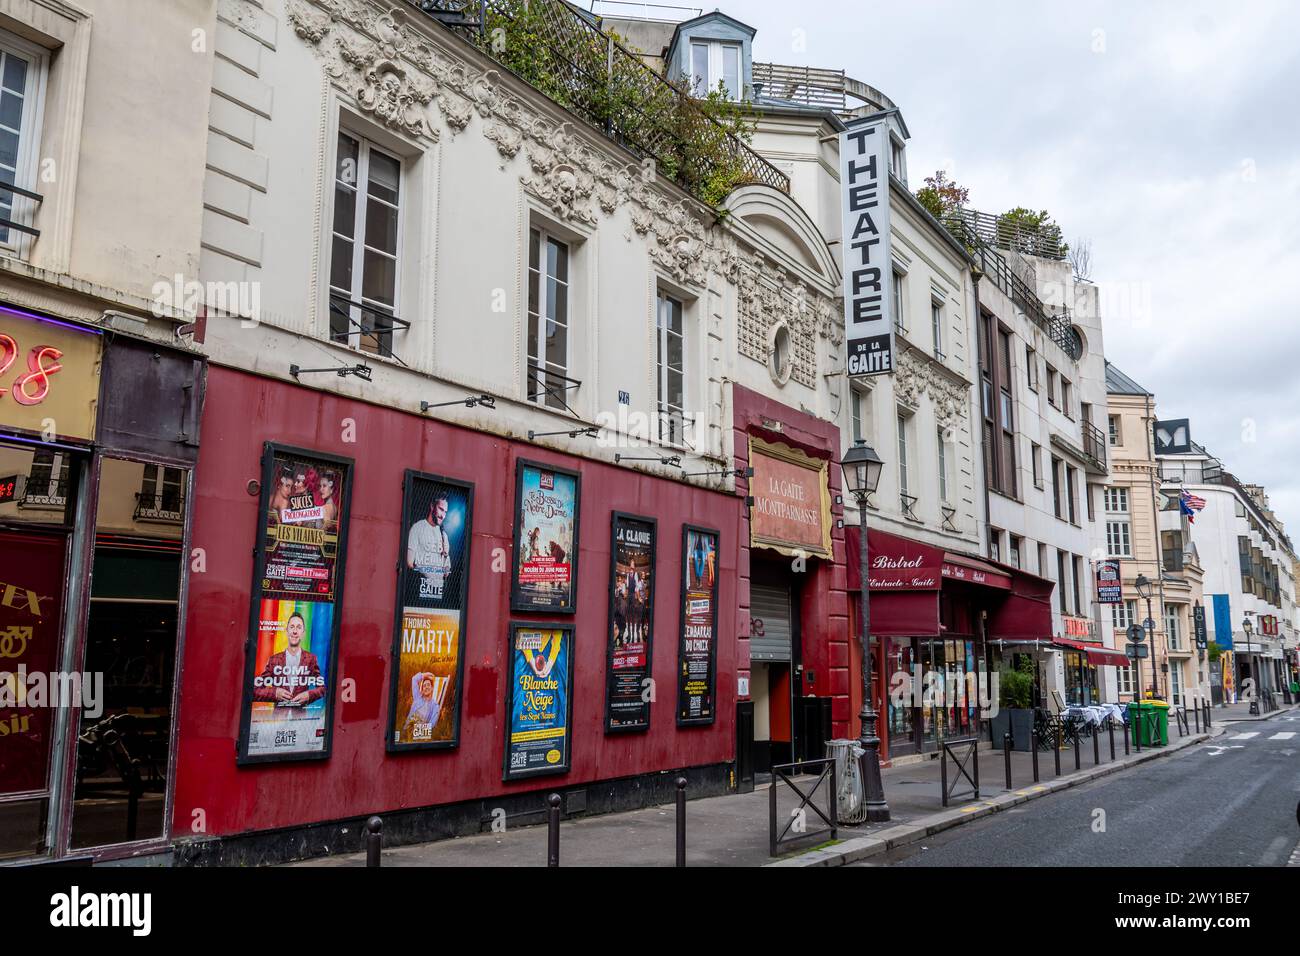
1180;489;1206;523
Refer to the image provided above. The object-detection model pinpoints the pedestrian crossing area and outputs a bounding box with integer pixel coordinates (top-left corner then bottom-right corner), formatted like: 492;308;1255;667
1226;731;1294;740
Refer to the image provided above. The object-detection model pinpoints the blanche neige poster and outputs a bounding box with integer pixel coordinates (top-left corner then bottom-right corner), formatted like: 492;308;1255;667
511;461;580;612
503;624;573;781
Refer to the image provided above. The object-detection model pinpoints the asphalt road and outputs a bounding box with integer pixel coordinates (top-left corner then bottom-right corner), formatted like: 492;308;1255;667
860;711;1300;867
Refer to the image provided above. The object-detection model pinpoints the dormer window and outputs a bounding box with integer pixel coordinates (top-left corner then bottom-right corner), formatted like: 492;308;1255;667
689;40;740;99
888;135;906;186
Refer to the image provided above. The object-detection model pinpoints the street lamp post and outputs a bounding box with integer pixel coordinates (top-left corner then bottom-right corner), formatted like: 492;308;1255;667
1135;574;1158;699
1242;617;1257;714
841;440;890;822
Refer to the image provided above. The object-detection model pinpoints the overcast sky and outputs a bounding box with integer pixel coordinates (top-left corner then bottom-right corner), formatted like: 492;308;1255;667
718;0;1300;536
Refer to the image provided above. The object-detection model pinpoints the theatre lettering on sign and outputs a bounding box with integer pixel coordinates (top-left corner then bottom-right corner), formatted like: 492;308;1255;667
747;437;832;559
840;116;895;379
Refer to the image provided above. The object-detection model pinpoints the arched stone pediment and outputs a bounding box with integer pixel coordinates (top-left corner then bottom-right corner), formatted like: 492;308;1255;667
724;185;839;288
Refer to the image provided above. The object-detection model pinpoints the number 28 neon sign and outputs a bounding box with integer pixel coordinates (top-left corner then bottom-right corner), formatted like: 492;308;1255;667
0;335;62;406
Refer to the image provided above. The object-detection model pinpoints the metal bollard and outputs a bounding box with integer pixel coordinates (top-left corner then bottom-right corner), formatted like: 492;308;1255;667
1003;733;1012;790
1074;729;1081;771
675;777;687;868
1194;700;1200;733
1093;727;1100;765
1053;727;1061;776
366;816;383;868
1031;731;1039;783
940;744;949;807
547;793;561;867
1124;716;1131;755
1204;699;1211;728
1108;718;1115;761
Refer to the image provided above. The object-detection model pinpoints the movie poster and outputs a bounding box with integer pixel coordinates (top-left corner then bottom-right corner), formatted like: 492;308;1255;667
677;525;719;726
238;445;352;764
511;460;580;613
503;623;573;781
605;513;656;732
387;471;472;751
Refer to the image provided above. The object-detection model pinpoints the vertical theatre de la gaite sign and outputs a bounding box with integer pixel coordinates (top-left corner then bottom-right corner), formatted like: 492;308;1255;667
840;116;894;379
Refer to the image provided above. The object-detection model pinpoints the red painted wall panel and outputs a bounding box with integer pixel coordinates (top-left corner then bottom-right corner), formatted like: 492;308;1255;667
171;367;740;837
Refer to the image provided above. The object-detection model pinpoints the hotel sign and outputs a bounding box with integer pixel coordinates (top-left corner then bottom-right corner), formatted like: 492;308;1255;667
840;116;895;379
748;437;832;559
0;308;101;442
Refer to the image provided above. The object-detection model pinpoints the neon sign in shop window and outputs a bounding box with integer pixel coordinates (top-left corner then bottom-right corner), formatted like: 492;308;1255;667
0;335;62;406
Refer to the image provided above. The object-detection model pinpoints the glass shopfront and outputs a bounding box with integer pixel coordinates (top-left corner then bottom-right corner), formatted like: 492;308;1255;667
1063;650;1100;705
0;307;203;862
889;635;986;754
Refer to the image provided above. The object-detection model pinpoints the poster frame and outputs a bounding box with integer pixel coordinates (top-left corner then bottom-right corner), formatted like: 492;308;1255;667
384;468;474;754
502;620;576;782
604;511;658;734
509;458;582;614
676;523;720;728
236;442;354;766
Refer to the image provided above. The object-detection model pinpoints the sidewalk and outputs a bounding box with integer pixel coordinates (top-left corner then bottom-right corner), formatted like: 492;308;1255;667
291;722;1220;868
1215;699;1295;722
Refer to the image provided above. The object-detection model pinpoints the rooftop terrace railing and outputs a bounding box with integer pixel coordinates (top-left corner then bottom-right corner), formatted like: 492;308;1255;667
412;0;789;206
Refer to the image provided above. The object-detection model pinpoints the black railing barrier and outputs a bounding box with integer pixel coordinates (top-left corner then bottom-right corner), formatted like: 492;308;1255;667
940;737;980;807
769;758;837;857
675;777;687;868
366;816;383;868
547;793;561;867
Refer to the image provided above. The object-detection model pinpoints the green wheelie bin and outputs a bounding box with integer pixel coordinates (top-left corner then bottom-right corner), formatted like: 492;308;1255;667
1128;701;1169;747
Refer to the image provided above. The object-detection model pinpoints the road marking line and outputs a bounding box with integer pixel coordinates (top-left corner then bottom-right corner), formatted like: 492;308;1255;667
1268;732;1295;740
1230;732;1259;740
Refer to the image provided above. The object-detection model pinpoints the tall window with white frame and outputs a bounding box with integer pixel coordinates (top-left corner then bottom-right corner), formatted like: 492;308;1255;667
330;130;401;356
1164;604;1181;650
527;226;571;411
0;34;46;256
897;410;910;501
689;40;740;99
656;291;685;445
850;384;873;445
1104;487;1132;557
930;298;944;359
936;427;949;503
892;269;905;333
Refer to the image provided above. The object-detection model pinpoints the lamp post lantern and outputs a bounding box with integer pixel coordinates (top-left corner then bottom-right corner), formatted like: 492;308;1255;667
841;440;889;822
1135;574;1158;699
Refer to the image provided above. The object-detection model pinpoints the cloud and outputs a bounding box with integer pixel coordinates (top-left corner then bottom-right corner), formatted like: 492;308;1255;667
745;0;1300;537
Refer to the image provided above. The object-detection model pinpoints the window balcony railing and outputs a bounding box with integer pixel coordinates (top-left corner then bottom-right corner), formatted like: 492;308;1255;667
1081;419;1107;475
134;492;186;524
412;0;790;207
0;180;43;240
900;492;920;522
19;477;66;511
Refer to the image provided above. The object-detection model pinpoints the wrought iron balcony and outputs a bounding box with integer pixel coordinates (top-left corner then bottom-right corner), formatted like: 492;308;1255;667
751;62;894;119
19;477;66;510
1081;419;1108;475
134;491;186;524
0;180;44;241
411;0;790;206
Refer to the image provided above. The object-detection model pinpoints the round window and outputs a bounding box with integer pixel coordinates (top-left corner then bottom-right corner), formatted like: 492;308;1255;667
768;322;792;385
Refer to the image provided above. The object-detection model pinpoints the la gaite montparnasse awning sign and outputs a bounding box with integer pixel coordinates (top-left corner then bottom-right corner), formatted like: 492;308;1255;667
840;115;895;379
